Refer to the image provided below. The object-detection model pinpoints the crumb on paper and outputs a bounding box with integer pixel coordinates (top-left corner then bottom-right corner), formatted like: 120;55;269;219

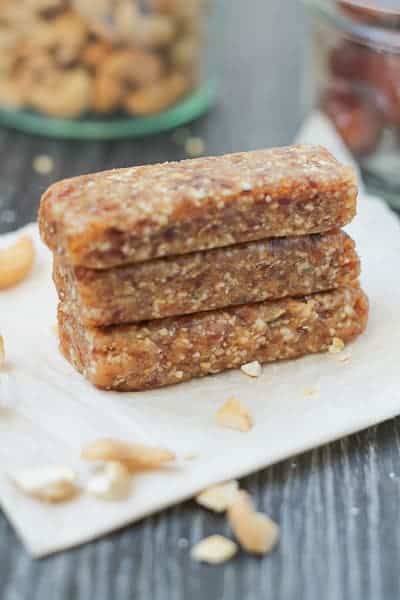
240;361;262;378
33;155;54;175
9;465;79;503
216;397;253;432
329;337;345;354
337;352;351;363
81;438;175;471
86;462;131;501
196;480;239;513
191;535;237;564
0;335;4;368
228;491;279;555
185;136;205;157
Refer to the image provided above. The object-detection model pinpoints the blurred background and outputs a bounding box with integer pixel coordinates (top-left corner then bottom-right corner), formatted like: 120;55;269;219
0;0;307;234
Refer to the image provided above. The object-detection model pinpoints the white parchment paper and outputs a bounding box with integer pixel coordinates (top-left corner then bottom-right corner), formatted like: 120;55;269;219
1;114;400;557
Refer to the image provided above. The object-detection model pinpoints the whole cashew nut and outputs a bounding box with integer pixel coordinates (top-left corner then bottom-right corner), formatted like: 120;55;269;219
0;235;35;290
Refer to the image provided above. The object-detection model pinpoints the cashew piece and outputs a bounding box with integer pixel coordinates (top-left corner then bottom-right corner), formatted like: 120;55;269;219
0;235;35;290
30;11;88;65
0;336;5;368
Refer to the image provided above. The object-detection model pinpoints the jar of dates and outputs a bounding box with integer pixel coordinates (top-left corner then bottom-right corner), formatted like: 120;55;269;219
305;0;400;207
0;0;221;139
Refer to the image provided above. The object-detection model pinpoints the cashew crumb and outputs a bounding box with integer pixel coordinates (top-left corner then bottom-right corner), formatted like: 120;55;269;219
86;462;131;501
33;155;54;175
191;535;237;564
216;398;253;432
0;235;35;290
241;361;262;378
228;491;279;555
196;480;239;513
10;465;79;503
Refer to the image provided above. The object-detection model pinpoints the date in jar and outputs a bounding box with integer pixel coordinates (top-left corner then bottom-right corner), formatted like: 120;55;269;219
305;0;400;207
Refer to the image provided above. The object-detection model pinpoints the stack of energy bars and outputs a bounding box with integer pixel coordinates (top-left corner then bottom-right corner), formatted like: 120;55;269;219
39;144;368;391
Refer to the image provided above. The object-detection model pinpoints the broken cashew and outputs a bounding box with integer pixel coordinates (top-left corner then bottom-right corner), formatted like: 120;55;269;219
228;491;280;555
81;438;175;471
86;462;131;501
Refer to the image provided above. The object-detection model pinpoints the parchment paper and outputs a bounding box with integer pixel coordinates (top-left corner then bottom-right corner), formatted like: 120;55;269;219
1;114;400;557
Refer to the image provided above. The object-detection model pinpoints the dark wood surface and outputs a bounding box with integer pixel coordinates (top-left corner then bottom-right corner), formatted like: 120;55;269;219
1;1;399;599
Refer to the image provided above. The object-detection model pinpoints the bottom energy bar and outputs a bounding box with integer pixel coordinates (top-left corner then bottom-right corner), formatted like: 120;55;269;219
58;286;368;392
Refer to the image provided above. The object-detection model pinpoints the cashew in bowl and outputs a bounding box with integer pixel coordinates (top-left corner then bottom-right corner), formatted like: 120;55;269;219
28;67;93;118
93;49;163;113
124;71;188;116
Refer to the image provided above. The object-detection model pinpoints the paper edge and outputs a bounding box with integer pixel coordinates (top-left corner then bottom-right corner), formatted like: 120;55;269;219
10;402;399;558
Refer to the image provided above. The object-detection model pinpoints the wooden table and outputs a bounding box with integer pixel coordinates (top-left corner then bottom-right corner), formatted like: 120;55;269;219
1;2;399;598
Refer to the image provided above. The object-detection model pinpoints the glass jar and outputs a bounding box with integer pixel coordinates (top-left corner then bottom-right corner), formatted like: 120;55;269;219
304;0;400;208
0;0;221;139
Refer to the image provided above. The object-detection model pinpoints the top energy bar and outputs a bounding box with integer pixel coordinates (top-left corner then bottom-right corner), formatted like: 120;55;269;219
39;144;357;269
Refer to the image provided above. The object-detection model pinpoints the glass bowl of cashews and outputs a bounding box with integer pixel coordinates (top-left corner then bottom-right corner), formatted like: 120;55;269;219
0;0;221;139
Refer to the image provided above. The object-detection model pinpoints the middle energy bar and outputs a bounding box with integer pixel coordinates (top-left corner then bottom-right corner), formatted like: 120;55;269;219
54;230;360;327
